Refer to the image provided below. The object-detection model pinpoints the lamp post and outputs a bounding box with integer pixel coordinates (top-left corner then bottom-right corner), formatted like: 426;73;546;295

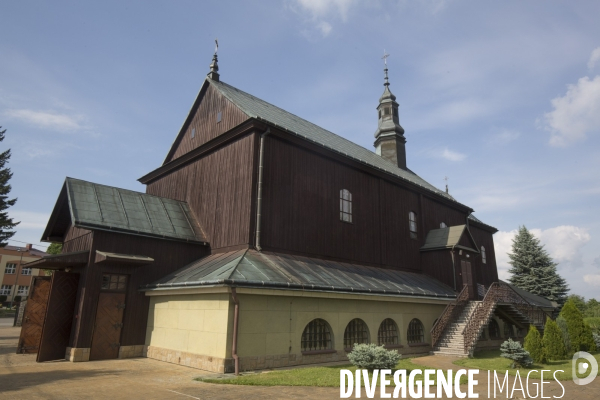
10;248;24;308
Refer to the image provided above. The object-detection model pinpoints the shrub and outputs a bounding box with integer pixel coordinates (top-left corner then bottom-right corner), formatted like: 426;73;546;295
524;325;545;363
593;333;600;349
500;338;532;369
0;295;6;303
543;318;567;360
556;316;572;355
13;295;21;303
584;317;600;334
560;299;596;352
347;343;401;371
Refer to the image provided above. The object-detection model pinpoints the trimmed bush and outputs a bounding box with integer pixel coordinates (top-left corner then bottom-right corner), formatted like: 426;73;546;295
347;343;401;371
585;317;600;334
556;316;572;355
524;325;545;363
543;318;567;360
500;338;533;369
0;295;6;303
593;333;600;349
13;296;21;303
560;299;596;352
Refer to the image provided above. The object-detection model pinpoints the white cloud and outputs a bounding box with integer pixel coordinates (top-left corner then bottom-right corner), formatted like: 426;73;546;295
317;21;332;36
489;129;520;145
494;226;591;282
440;147;466;161
588;47;600;70
584;275;600;287
4;109;84;132
294;0;356;20
542;75;600;147
9;211;50;230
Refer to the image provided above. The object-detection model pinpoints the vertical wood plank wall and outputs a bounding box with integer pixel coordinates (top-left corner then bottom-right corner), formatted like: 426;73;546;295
469;224;499;287
147;133;256;250
71;231;209;349
167;84;249;162
63;226;93;253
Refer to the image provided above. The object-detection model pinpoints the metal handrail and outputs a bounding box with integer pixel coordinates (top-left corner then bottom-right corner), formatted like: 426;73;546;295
430;284;469;348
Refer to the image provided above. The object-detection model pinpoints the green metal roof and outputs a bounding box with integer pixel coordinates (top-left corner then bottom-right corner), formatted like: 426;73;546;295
208;78;466;207
143;249;457;299
420;225;478;252
64;177;207;244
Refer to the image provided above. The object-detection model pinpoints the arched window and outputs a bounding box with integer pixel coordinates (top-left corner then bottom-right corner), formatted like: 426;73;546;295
488;319;500;339
504;323;514;339
440;222;447;228
301;319;332;352
344;318;369;349
340;189;352;223
407;318;424;344
481;246;487;264
377;318;399;346
409;212;417;239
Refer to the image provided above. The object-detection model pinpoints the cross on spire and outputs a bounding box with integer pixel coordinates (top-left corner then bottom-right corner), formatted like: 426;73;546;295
382;50;390;87
444;176;449;193
382;50;390;66
208;38;220;81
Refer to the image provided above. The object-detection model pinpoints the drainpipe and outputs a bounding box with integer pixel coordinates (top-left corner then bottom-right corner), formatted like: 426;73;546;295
450;246;457;291
255;128;271;251
231;287;240;375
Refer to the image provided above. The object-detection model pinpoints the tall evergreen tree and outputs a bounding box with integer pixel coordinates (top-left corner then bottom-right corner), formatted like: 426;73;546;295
507;226;569;307
0;126;18;246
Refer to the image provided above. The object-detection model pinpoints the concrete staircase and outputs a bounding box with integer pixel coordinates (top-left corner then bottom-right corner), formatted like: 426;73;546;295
432;301;480;357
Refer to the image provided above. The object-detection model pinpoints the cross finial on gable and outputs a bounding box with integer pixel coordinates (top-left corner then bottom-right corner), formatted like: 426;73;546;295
208;39;220;82
382;50;390;87
444;176;449;193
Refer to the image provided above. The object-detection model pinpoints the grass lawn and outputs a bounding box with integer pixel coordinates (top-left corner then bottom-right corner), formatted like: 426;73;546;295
454;350;600;381
199;358;466;387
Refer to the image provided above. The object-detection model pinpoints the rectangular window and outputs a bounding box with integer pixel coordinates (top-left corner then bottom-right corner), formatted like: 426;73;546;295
17;286;29;296
21;268;32;276
101;274;128;291
4;263;16;274
191;128;195;138
340;189;352;223
409;212;418;239
217;111;222;123
0;285;12;295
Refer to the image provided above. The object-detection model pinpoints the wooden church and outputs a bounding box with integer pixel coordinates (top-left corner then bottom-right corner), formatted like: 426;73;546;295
22;52;554;373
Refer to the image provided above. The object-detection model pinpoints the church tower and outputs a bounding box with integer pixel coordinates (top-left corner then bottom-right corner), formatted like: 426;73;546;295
373;57;407;170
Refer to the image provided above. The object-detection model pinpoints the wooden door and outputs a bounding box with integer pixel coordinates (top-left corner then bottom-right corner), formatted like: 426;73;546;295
461;259;476;299
17;277;51;354
90;292;126;360
37;271;80;362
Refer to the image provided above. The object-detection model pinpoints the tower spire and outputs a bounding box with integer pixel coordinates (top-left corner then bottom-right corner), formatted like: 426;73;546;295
373;51;407;170
208;39;220;81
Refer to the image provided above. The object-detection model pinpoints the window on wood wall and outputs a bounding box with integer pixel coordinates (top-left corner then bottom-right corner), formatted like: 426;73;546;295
481;246;487;264
340;189;352;223
217;111;222;123
191;128;195;138
409;211;417;239
440;222;447;228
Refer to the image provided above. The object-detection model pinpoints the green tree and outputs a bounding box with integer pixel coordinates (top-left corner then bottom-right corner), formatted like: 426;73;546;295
560;298;597;352
0;126;18;246
568;295;587;314
500;338;533;369
585;299;600;318
46;243;62;255
524;325;545;363
556;316;572;355
543;318;567;360
507;226;569;307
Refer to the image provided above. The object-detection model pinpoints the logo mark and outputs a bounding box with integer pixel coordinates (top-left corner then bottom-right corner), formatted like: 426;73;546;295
572;351;598;385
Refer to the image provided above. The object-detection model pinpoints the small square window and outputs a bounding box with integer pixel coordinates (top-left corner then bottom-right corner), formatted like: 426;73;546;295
217;111;222;123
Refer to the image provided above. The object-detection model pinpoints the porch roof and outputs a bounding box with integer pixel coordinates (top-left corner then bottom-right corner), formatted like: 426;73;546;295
23;250;89;269
142;249;457;299
420;224;478;253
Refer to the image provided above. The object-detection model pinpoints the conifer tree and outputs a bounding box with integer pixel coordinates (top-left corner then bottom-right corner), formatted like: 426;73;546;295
560;299;597;352
0;126;18;246
556;316;572;355
500;338;533;369
524;325;545;363
508;226;569;307
542;317;567;360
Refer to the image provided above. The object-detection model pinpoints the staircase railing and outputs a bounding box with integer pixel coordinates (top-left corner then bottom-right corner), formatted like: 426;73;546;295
461;281;552;356
430;284;470;348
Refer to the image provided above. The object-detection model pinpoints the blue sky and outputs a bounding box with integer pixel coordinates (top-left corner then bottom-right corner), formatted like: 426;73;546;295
2;0;599;298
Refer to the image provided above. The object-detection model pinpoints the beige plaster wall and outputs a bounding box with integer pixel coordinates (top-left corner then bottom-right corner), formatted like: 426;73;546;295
236;291;447;358
145;293;231;359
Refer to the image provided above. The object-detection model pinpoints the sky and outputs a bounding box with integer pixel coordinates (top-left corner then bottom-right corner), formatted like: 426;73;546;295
1;0;599;298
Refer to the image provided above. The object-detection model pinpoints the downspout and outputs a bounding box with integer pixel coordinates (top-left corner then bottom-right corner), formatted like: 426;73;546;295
231;287;240;375
450;245;457;291
255;128;271;251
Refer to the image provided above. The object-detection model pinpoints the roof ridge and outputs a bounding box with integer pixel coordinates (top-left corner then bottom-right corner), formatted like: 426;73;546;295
224;248;249;280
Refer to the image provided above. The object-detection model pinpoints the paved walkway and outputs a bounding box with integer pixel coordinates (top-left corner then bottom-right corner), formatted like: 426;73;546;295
0;322;598;399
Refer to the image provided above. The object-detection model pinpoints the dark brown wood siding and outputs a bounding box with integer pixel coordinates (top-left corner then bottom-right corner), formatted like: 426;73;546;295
71;231;209;348
167;84;249;162
469;224;499;287
260;135;470;271
147;133;256;250
63;226;93;253
421;250;456;290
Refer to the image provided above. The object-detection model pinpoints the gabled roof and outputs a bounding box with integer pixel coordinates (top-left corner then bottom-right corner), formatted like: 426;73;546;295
468;214;498;233
42;178;208;245
143;249;457;299
420;224;479;253
160;77;470;210
501;281;556;309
